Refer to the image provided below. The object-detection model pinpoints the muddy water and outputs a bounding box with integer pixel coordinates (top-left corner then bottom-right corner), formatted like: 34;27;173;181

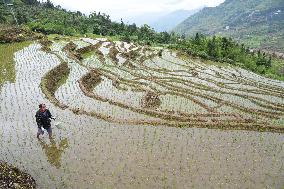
95;76;145;108
0;44;283;188
53;45;160;122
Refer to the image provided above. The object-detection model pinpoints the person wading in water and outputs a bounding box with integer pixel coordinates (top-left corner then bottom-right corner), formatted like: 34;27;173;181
35;104;55;139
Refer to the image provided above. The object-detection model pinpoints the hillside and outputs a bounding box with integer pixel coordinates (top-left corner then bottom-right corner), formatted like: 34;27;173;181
2;0;284;84
0;0;179;45
149;9;201;32
0;37;283;188
174;0;284;52
0;1;284;188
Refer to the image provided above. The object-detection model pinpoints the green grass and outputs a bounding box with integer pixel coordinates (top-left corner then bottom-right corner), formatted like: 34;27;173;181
47;34;80;41
264;58;284;81
84;33;121;42
47;33;121;43
81;51;95;59
273;117;284;128
40;60;70;108
0;41;32;89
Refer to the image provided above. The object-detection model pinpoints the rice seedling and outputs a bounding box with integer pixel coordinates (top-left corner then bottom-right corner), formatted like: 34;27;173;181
0;38;283;188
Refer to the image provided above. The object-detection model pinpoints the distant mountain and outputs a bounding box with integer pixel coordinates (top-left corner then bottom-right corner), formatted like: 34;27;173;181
124;8;202;32
149;9;202;32
174;0;284;52
124;12;168;26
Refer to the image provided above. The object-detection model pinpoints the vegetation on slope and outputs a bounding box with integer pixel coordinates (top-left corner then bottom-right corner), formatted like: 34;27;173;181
170;33;284;81
174;0;284;52
0;24;43;43
0;0;178;45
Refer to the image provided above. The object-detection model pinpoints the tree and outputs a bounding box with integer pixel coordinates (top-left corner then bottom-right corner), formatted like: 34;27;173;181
0;5;9;23
267;56;272;68
154;31;171;44
194;33;200;44
44;0;54;8
120;18;125;32
127;23;137;35
207;36;221;60
15;10;28;24
22;0;39;5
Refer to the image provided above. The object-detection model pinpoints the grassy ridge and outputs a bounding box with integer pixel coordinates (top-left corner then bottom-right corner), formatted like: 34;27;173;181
40;60;70;109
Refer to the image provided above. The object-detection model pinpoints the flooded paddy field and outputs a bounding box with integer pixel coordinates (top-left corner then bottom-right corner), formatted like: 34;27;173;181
0;39;283;188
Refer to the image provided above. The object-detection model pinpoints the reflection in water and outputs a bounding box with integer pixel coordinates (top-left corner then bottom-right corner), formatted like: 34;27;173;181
39;138;69;168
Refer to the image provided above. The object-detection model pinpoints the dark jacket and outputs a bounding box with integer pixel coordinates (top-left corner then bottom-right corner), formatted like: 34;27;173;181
35;109;52;129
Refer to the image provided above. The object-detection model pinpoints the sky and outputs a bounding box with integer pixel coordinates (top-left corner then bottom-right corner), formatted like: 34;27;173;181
48;0;225;22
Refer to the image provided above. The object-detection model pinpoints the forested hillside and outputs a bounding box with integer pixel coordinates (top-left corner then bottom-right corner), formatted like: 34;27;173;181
169;33;284;80
0;0;177;45
174;0;284;52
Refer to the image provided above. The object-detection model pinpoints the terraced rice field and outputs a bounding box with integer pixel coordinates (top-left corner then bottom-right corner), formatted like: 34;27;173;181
0;38;283;188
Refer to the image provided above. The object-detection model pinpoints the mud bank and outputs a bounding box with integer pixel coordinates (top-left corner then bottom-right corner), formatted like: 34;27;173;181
40;60;70;109
0;161;36;189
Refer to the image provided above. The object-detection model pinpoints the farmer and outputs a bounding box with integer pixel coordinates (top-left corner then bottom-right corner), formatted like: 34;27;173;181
35;104;54;139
